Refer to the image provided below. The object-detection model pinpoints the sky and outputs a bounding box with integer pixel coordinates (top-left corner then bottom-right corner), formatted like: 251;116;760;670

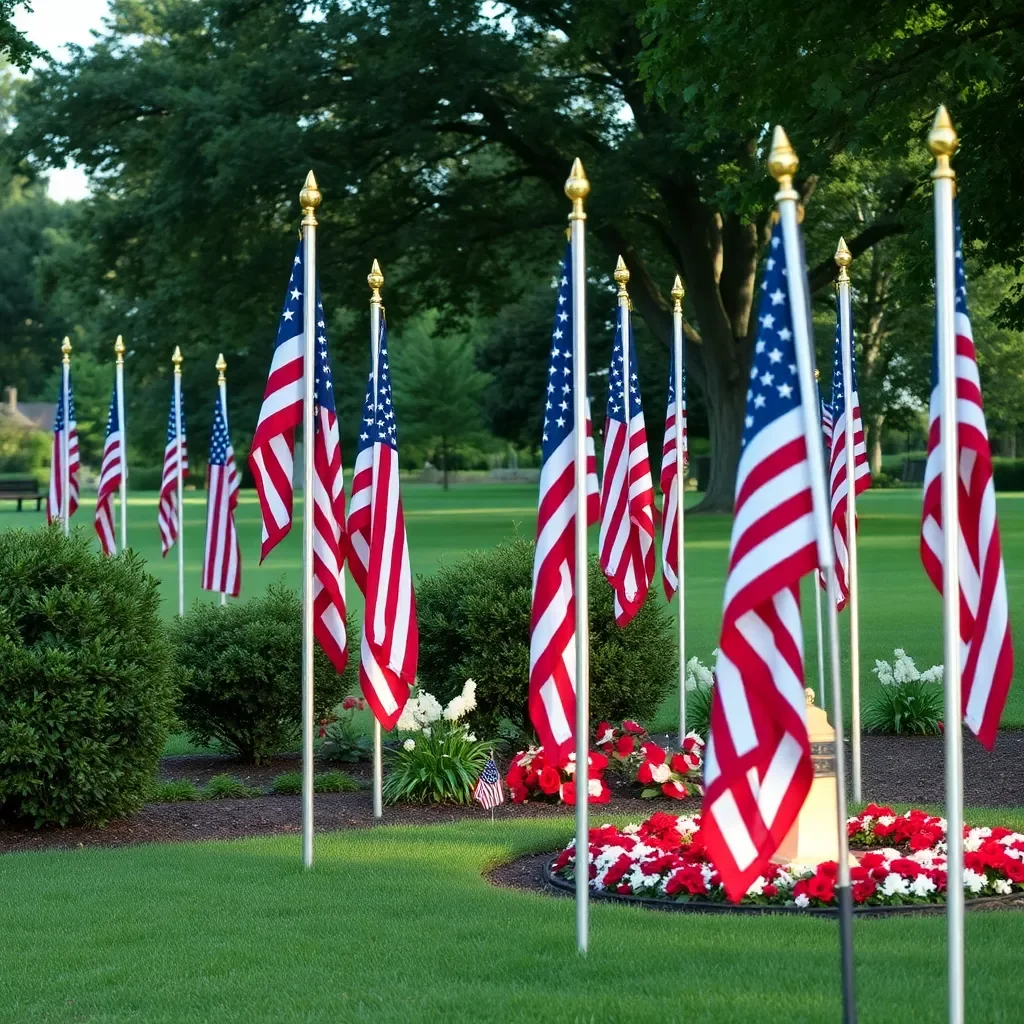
12;0;113;201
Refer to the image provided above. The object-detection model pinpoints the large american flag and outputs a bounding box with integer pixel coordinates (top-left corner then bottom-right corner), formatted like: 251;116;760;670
47;372;79;525
250;246;348;672
660;347;687;599
821;397;833;451
701;221;816;901
600;310;655;625
348;314;416;728
528;242;599;763
472;756;505;810
94;384;122;555
921;204;1013;749
828;299;871;611
158;383;187;556
201;384;241;597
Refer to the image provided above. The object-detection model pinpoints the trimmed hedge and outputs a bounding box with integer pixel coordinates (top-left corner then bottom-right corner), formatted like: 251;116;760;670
0;526;176;826
417;538;676;737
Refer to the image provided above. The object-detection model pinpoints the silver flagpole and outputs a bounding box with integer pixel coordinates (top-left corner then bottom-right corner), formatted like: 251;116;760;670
299;171;321;869
836;239;862;802
813;370;827;715
172;346;185;616
115;336;127;552
771;126;856;1024
671;276;687;742
217;354;228;607
61;337;71;536
368;259;385;821
566;157;591;956
929;105;964;1024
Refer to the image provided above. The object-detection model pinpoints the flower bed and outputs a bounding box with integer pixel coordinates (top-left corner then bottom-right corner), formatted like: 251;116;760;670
548;805;1024;911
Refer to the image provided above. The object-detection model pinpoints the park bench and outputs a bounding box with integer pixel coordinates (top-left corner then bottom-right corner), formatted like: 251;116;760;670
0;477;44;511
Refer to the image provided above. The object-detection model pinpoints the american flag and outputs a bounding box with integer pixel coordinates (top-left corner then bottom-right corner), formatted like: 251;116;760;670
660;347;687;599
828;299;871;611
94;385;122;555
250;246;348;672
528;242;598;763
158;381;188;556
348;314;416;728
821;397;833;451
47;372;79;525
600;310;655;625
201;384;241;597
700;221;816;902
921;204;1013;749
472;756;505;810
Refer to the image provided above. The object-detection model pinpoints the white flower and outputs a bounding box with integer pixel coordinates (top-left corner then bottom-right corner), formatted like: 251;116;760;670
596;725;615;745
403;738;416;752
794;893;810;908
910;875;937;898
746;876;766;897
460;678;477;711
588;779;603;798
466;732;477;742
563;760;576;776
650;763;671;784
442;696;465;722
396;706;420;732
993;879;1013;895
877;815;896;828
416;692;442;725
881;874;910;897
963;869;987;894
421;726;431;738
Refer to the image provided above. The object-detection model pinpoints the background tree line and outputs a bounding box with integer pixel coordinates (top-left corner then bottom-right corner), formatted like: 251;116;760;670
0;0;1022;502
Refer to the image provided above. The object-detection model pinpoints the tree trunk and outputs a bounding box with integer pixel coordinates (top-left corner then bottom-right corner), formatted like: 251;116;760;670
701;372;746;512
866;412;884;476
442;439;449;490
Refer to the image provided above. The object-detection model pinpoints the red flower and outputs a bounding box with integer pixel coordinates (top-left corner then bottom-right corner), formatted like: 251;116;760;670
889;858;924;878
640;741;666;765
637;761;654;785
1002;858;1024;883
595;720;613;742
505;762;525;787
853;879;877;903
807;874;835;903
538;766;561;795
509;784;528;804
590;824;623;845
603;853;633;888
622;720;645;735
859;852;887;871
616;734;636;757
816;860;838;880
358;698;367;711
640;811;683;841
669;753;690;775
553;847;574;871
666;864;706;896
560;781;577;805
662;781;688;800
863;803;895;818
762;883;778;898
342;696;358;710
910;829;940;851
588;750;609;773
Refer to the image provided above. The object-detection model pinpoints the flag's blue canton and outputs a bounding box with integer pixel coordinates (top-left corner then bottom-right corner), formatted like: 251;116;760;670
830;296;859;424
313;286;336;421
165;391;186;444
104;392;118;435
356;321;383;456
606;319;643;423
374;318;398;450
743;224;801;447
54;374;76;433
278;243;305;345
542;243;575;461
480;757;500;785
209;392;231;466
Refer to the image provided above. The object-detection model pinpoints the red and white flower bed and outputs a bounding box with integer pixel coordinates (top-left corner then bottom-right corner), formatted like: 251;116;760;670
506;747;611;805
594;719;705;800
550;804;1024;908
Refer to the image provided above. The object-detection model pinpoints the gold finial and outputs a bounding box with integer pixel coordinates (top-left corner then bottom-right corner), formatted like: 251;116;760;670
834;236;852;285
814;368;820;381
172;345;183;374
300;170;321;227
564;157;590;222
670;274;684;313
368;259;383;304
928;105;958;181
114;334;125;364
614;255;630;299
767;125;799;196
61;336;72;365
216;353;227;384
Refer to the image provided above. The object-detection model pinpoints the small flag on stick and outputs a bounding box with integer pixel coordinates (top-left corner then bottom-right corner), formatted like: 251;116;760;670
473;754;505;812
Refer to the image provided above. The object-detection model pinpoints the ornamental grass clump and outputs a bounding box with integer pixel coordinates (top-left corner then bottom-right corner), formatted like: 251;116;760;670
865;649;944;736
0;526;176;827
382;679;493;805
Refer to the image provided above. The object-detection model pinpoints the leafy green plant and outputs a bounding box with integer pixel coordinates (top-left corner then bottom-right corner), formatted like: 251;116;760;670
170;585;353;763
686;684;714;740
202;774;262;799
865;681;943;736
270;771;359;795
319;695;372;763
417;539;675;736
150;779;202;803
0;526;176;827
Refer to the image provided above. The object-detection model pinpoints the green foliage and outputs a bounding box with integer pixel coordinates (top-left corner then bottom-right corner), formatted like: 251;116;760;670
0;421;48;474
417;538;675;737
202;774;262;800
686;685;714;741
319;697;372;764
150;778;202;803
382;722;492;805
271;771;359;795
170;585;353;764
865;681;943;736
0;3;45;71
0;526;176;826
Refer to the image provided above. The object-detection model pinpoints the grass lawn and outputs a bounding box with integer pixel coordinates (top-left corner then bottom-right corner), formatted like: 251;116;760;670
1;812;1023;1023
3;484;1024;730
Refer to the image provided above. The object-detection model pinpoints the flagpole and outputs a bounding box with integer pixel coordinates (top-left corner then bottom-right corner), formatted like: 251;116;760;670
671;275;687;742
770;126;857;1024
115;335;127;552
61;338;71;536
368;258;385;822
835;238;862;802
172;346;184;616
929;104;964;1024
299;170;321;870
216;353;228;607
566;157;591;957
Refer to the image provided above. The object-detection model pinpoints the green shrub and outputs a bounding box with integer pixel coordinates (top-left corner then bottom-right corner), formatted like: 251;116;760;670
0;423;50;475
383;721;492;806
686;684;714;740
171;585;353;763
202;774;262;799
417;538;675;737
991;458;1024;492
271;770;359;795
150;779;202;802
319;695;372;763
0;526;176;826
865;681;943;736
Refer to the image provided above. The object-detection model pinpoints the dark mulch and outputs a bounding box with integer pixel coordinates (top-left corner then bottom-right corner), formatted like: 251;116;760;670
2;729;1021;856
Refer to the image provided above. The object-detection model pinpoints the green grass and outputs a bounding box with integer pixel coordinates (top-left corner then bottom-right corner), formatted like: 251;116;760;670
4;485;1024;729
1;815;1023;1022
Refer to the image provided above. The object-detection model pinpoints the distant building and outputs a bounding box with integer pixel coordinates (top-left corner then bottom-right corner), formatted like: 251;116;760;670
2;387;55;433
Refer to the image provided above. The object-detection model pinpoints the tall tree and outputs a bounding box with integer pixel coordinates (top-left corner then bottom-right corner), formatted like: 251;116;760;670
0;3;44;72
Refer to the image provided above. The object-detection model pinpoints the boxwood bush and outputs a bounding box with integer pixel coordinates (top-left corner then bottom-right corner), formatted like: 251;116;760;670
417;538;675;737
0;526;176;827
170;585;353;763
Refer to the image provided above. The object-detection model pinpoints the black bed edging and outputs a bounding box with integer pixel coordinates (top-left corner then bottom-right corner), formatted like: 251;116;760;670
542;858;1023;918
